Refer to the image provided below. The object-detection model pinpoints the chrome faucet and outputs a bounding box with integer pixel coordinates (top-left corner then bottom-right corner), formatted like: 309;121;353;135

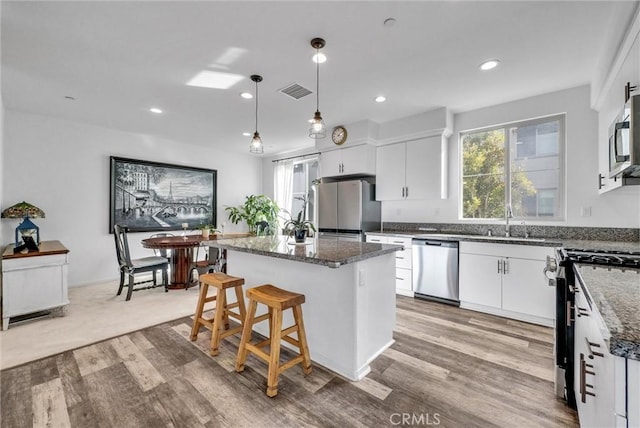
505;203;513;237
522;220;529;238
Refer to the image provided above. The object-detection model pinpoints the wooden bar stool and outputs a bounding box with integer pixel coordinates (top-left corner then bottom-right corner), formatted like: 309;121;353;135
190;272;246;356
235;284;312;397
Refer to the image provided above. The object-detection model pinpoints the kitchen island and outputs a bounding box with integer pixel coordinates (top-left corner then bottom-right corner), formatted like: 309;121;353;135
204;235;402;381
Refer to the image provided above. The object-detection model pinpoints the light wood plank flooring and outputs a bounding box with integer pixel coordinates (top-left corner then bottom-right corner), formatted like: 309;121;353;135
0;297;577;427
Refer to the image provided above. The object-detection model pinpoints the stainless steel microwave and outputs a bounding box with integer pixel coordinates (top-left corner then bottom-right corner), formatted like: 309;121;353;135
609;94;640;178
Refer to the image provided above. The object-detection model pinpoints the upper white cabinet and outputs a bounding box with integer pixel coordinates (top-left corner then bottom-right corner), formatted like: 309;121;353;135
594;12;640;193
376;136;445;201
458;242;555;326
320;144;376;178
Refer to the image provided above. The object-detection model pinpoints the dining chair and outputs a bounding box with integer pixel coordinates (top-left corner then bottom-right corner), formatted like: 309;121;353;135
192;246;221;280
113;224;169;301
149;232;174;262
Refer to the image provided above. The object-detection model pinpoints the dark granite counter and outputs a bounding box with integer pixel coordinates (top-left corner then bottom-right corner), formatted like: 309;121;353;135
367;231;640;253
575;264;640;360
204;235;401;268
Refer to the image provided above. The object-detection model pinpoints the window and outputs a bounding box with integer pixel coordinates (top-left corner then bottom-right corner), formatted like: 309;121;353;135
273;156;319;230
291;159;318;223
461;115;564;220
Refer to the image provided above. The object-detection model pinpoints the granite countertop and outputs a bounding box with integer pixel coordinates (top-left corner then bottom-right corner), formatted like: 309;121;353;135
203;235;402;268
367;230;640;252
574;264;640;361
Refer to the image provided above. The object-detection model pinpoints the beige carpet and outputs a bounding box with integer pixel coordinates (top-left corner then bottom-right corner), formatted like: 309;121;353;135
0;279;200;370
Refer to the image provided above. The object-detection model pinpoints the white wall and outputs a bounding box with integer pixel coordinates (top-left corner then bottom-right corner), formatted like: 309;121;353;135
1;111;262;286
381;85;640;228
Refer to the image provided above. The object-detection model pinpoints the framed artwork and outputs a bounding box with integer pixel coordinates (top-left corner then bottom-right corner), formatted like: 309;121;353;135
109;156;217;233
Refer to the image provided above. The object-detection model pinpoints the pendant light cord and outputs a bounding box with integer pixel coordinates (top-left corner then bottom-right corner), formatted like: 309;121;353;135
316;48;320;111
255;79;259;133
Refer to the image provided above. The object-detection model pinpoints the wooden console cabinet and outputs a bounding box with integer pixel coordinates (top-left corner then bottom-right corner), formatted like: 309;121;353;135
2;240;70;330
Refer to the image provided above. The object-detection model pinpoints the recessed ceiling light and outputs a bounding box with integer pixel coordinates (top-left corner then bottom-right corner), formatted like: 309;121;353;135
187;70;244;89
375;96;387;103
479;59;500;71
312;53;327;64
149;107;163;114
242;132;251;137
240;92;253;99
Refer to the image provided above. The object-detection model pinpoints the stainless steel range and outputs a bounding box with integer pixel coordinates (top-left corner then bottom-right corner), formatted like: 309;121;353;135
547;247;640;408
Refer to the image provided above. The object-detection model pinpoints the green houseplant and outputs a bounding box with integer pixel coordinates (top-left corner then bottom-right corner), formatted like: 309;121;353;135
282;194;316;243
197;224;219;239
225;194;279;236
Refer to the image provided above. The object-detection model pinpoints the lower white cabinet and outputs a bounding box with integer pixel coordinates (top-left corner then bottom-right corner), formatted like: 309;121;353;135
573;286;614;428
2;241;70;330
627;358;640;428
459;242;555;326
366;234;413;297
574;278;640;428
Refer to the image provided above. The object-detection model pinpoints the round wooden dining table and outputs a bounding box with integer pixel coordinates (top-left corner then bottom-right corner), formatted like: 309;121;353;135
141;233;249;289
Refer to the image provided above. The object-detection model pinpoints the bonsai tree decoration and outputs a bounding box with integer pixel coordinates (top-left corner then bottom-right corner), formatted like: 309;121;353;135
225;195;279;236
283;194;316;243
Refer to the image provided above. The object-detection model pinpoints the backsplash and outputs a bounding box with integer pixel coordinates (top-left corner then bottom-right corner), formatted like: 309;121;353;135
381;222;640;242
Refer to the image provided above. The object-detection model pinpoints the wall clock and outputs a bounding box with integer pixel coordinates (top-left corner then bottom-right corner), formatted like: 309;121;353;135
331;126;348;145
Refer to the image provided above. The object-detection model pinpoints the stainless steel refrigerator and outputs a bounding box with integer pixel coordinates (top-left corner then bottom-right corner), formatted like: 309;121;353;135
317;180;381;241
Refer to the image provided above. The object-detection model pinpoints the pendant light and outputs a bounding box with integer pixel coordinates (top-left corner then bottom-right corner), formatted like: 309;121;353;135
249;74;264;154
309;37;326;139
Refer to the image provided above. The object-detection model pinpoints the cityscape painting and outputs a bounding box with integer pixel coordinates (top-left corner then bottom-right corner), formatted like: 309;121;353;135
109;156;217;233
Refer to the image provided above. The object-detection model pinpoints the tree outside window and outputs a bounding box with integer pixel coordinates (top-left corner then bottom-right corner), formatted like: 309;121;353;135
461;115;564;220
291;159;318;224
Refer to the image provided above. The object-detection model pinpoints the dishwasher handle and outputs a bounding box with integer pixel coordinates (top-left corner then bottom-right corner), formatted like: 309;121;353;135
412;239;458;249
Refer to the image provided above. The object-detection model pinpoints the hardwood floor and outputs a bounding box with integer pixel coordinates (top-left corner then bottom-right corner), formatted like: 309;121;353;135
0;296;578;427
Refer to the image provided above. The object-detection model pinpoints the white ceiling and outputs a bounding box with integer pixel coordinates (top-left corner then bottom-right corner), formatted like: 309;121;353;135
2;1;637;156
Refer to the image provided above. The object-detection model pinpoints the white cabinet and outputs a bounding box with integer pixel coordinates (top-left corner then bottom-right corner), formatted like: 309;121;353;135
320;144;376;178
458;253;502;308
376;136;445;201
573;283;616;428
2;241;70;330
627;358;640;427
595;19;640;193
458;242;555;326
366;234;413;297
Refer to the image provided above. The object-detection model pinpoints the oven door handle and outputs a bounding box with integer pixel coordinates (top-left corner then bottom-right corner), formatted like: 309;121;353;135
566;301;574;327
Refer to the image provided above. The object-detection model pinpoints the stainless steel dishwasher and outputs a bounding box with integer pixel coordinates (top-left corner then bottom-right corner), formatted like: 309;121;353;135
412;239;459;305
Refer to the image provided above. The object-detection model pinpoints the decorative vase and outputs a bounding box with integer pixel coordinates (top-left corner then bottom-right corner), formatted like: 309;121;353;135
202;229;210;239
294;229;307;243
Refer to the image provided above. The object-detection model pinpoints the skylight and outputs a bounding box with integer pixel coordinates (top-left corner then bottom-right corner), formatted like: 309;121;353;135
187;71;244;90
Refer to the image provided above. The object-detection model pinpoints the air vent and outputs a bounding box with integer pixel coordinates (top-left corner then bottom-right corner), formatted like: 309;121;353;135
279;83;312;100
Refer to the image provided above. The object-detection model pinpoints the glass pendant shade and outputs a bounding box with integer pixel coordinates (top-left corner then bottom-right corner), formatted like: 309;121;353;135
250;131;263;154
308;111;326;139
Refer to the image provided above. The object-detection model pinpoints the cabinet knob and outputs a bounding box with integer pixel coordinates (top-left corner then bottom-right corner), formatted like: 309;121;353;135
576;306;589;317
585;338;604;358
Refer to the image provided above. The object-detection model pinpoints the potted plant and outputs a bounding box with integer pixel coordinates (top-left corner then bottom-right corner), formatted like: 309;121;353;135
225;194;279;236
282;194;316;243
197;224;219;239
